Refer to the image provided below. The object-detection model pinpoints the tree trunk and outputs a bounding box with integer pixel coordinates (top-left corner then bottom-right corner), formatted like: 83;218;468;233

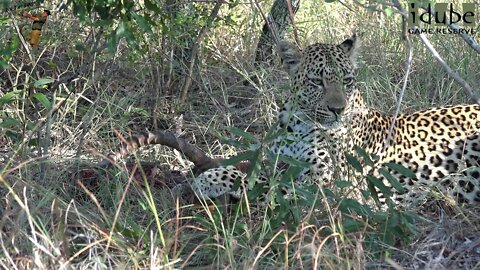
254;0;300;66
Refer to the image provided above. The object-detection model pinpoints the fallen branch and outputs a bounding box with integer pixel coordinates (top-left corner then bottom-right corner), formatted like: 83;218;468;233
98;131;220;175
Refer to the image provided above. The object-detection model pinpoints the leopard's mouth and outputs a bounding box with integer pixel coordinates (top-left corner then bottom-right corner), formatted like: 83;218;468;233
312;110;344;129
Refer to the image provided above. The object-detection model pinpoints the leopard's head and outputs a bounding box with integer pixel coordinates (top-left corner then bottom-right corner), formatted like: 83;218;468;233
278;34;360;129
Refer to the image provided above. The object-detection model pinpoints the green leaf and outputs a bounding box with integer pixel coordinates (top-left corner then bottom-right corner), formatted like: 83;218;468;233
221;138;249;149
247;181;268;200
263;122;285;143
387;211;400;228
114;223;139;239
384;7;393;17
339;199;372;217
367;175;393;197
360;189;370;200
6;130;22;142
34;78;54;88
277;154;309;168
47;61;57;68
280;166;303;184
0;60;8;69
221;151;256;166
335;181;353;189
10;35;20;51
0;90;23;107
321;188;338;200
107;33;117;53
366;178;381;205
342;218;364;233
31;93;52;110
385;163;417;179
144;0;162;13
379;168;406;193
92;18;114;27
353;145;375;167
0;36;19;66
0;117;21;128
131;12;153;34
28;138;39;146
124;24;137;48
0;17;12;24
228;127;259;143
74;43;86;51
367;5;377;13
231;177;243;192
345;153;363;173
246;150;262;188
293;184;318;203
25;120;36;130
116;21;127;39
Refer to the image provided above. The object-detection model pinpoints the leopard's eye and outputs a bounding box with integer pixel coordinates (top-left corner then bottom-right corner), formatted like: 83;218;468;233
308;77;324;87
343;77;354;85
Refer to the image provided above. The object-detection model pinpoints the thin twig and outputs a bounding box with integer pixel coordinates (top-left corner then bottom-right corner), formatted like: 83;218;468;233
351;0;403;16
447;23;480;54
10;12;33;63
105;162;135;251
416;32;480;104
179;0;224;105
363;0;480;57
392;0;480;104
76;180;108;221
1;92;74;175
285;0;299;45
49;28;106;92
420;5;480;54
382;4;413;155
251;0;280;44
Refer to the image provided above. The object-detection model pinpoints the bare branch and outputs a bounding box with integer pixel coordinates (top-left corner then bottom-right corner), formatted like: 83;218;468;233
351;0;404;16
387;0;480;54
416;32;480;104
447;23;480;54
10;12;33;63
252;0;280;44
392;0;480;105
285;0;299;45
419;5;480;54
98;131;220;174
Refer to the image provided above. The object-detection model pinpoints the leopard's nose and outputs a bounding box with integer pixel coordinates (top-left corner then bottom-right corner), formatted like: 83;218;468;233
327;106;345;115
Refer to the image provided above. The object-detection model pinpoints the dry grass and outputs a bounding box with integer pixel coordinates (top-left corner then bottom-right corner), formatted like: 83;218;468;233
1;0;480;269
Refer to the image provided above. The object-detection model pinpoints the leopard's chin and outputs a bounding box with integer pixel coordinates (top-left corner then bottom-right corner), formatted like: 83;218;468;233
317;113;345;130
319;120;342;130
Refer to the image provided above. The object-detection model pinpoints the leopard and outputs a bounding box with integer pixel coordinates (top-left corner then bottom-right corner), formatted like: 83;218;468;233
191;33;480;204
103;34;480;205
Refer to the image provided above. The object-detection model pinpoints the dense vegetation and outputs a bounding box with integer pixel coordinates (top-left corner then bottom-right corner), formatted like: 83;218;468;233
1;0;479;269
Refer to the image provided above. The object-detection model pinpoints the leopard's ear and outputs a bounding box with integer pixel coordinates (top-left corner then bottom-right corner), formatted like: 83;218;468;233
339;32;361;63
278;40;301;77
